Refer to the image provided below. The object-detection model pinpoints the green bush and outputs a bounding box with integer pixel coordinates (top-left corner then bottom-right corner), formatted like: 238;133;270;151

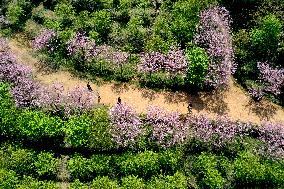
69;179;89;189
64;114;95;148
0;145;36;176
147;172;188;189
0;83;18;137
116;151;160;179
54;2;75;29
185;47;209;88
113;63;136;82
91;176;120;189
64;107;114;150
23;19;42;39
159;149;183;175
68;153;112;181
263;160;284;186
234;151;266;185
121;175;146;189
17;176;59;189
6;0;32;30
250;15;282;60
164;74;185;91
193;152;226;189
170;0;217;47
89;10;112;43
34;152;59;180
139;72;167;89
15;110;64;141
146;12;175;53
85;60;115;80
0;169;18;189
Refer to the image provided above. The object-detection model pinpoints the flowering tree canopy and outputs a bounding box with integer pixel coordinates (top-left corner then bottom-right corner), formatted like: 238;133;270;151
194;6;235;88
109;103;144;148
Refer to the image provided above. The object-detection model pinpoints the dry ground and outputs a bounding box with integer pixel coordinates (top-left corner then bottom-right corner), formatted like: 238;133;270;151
9;39;284;125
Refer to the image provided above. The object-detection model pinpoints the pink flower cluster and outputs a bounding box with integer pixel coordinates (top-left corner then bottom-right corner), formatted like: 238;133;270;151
109;103;144;148
138;47;188;75
259;122;284;159
67;32;129;66
33;29;57;51
35;83;96;116
188;114;254;148
194;6;235;88
0;38;16;64
257;62;284;96
146;106;189;148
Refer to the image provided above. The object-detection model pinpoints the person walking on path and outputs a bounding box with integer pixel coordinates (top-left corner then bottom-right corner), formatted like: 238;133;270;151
117;97;121;104
87;82;93;92
187;97;193;114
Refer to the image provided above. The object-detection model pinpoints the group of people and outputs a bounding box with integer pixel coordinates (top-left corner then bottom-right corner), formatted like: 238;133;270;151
86;82;193;113
87;82;121;105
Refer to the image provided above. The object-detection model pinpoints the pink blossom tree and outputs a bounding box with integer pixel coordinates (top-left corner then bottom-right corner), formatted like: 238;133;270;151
194;6;235;88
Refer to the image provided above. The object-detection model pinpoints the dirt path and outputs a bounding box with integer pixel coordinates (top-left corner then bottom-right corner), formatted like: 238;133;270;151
9;39;284;125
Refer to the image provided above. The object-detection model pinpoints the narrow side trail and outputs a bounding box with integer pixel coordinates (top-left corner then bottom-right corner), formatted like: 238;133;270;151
9;39;284;125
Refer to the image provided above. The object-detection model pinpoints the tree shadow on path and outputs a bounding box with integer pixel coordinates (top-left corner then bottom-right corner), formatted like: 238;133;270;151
140;89;159;101
193;89;229;115
111;83;130;94
246;99;277;121
164;92;189;104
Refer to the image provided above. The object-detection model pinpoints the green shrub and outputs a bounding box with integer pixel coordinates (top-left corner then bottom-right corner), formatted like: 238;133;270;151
170;0;217;47
54;2;75;28
250;15;282;60
64;114;95;148
17;176;59;189
86;60;115;80
91;176;120;189
0;169;18;189
64;107;114;150
6;1;31;30
263;160;284;186
159;149;183;175
164;74;185;91
121;175;146;189
69;179;89;189
147;172;188;189
89;10;112;43
124;25;148;53
116;151;160;179
139;72;167;89
67;155;93;181
23;19;42;39
67;154;112;181
193;152;226;189
0;145;36;176
16;110;64;141
34;152;59;179
0;83;18;137
113;63;136;82
234;151;266;185
185;47;209;88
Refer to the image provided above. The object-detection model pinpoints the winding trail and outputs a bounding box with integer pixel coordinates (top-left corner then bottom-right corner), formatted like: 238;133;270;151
9;38;284;125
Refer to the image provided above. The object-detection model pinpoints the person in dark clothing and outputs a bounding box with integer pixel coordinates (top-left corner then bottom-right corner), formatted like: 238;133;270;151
187;97;193;114
98;95;101;104
87;82;93;92
117;97;121;104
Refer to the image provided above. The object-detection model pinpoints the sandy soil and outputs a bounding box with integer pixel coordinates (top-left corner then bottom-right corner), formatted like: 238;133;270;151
9;39;284;125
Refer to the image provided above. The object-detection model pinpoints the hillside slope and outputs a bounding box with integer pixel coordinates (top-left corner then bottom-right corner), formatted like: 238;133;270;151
9;38;284;125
